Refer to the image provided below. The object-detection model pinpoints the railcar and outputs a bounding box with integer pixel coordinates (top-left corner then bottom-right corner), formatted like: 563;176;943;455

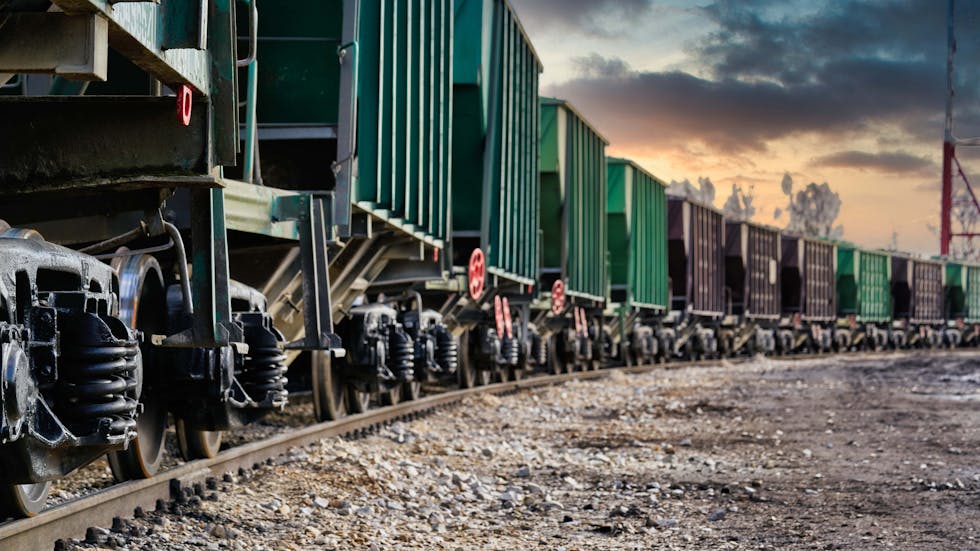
722;221;781;355
779;234;836;352
604;158;670;366
945;260;980;345
835;245;894;350
666;198;725;359
890;255;946;348
248;0;458;420
0;0;308;515
533;98;609;373
439;0;543;387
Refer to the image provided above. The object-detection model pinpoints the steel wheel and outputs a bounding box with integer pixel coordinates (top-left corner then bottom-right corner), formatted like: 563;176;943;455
458;330;478;389
0;482;50;519
175;419;223;460
401;381;422;401
311;351;347;422
108;254;168;481
347;386;371;414
477;367;494;386
380;385;402;406
108;391;167;480
547;336;563;375
508;365;525;381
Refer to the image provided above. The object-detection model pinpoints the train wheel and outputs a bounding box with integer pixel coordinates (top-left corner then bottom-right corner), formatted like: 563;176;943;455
0;482;50;519
380;386;401;407
477;367;494;386
458;331;478;388
311;351;347;422
508;364;525;381
108;254;168;481
547;336;563;375
347;386;371;414
401;381;422;401
107;390;167;479
175;420;223;460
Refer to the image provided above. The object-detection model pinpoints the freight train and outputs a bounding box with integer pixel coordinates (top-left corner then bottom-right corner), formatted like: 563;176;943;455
0;0;974;519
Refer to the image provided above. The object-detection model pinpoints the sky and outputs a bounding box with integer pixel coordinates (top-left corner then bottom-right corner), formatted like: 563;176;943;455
509;0;980;255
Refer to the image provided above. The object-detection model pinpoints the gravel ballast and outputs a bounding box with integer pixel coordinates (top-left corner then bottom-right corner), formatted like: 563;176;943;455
64;352;980;550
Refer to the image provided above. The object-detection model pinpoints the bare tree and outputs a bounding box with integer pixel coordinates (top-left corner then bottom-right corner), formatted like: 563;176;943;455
722;183;756;222
667;177;716;205
778;173;844;239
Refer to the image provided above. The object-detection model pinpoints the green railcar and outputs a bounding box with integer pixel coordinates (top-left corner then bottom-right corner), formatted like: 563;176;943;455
605;158;669;311
255;0;454;248
946;262;980;323
539;98;609;303
836;245;892;322
452;0;542;287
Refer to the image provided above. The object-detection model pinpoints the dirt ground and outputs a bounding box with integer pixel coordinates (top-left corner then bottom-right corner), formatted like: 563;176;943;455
654;352;980;549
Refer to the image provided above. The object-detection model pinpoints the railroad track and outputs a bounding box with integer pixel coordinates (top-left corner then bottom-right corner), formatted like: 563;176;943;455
0;350;962;549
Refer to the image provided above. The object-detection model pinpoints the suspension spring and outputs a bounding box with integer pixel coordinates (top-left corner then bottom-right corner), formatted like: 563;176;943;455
240;322;288;400
531;333;547;366
501;336;520;366
387;325;415;379
434;326;458;374
58;313;140;438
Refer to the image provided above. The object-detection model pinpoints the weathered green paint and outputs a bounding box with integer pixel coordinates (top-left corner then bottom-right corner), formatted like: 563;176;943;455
222;178;301;240
49;0;212;92
256;0;453;246
946;261;980;322
606;158;669;311
836;244;891;322
539;98;608;302
452;0;541;285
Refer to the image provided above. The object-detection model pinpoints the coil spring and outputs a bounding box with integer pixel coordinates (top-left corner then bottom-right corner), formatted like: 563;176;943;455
59;314;140;437
531;333;547;366
240;324;288;400
388;326;415;378
435;326;458;373
501;336;520;366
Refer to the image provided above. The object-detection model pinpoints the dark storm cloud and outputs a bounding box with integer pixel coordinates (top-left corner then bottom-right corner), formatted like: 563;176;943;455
549;54;943;153
544;0;980;155
508;0;653;36
809;150;936;175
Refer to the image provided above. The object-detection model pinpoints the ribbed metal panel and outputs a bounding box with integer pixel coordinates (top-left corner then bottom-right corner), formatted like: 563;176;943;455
891;257;943;323
837;245;891;322
668;198;725;317
452;0;541;285
606;158;669;311
968;265;980;322
725;222;780;319
255;0;454;247
781;236;836;321
539;99;608;301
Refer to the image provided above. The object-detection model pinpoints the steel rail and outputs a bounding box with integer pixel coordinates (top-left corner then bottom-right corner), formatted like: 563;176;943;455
0;350;968;549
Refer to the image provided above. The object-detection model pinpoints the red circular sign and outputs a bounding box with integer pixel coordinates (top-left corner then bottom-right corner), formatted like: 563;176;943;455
468;248;486;300
177;85;193;126
551;280;565;315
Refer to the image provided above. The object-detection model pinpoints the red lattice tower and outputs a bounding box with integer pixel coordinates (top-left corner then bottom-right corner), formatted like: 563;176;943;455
941;0;980;255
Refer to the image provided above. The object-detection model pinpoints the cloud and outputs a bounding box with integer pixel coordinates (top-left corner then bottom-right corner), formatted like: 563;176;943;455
545;54;943;154
508;0;653;36
809;150;937;175
543;0;980;157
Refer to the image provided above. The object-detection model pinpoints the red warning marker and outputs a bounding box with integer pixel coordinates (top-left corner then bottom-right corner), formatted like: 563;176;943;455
468;248;486;300
551;280;565;315
177;84;193;126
